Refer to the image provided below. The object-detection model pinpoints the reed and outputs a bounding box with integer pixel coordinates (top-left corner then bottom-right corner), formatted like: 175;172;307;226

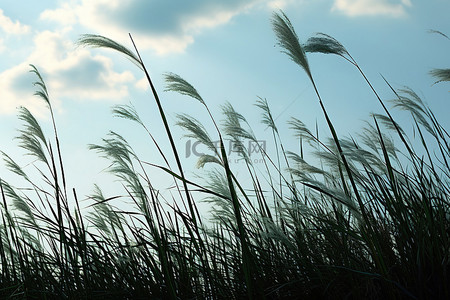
0;10;448;299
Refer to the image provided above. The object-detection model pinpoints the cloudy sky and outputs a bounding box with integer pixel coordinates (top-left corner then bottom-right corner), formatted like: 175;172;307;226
0;0;449;200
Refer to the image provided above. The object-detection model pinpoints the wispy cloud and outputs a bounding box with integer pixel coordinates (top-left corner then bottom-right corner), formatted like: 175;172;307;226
1;0;300;116
0;9;31;35
0;64;39;116
267;0;297;10
0;30;134;116
40;0;276;55
40;3;78;27
332;0;412;17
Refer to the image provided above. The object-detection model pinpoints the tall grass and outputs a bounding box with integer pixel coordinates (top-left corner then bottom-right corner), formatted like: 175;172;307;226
0;11;449;299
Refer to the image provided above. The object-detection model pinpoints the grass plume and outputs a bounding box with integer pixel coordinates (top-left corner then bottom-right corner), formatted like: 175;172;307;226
0;11;448;300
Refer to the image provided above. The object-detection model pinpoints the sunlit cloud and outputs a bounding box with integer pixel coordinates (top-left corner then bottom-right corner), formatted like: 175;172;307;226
0;30;134;116
135;77;148;91
0;9;31;35
40;0;267;55
0;63;43;116
267;0;296;10
1;0;302;116
40;3;78;26
332;0;412;17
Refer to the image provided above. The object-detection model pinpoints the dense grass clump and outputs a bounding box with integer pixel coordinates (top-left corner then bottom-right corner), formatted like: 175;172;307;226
0;11;449;299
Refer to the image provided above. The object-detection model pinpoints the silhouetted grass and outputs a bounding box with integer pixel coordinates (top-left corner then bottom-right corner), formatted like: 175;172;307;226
0;10;448;300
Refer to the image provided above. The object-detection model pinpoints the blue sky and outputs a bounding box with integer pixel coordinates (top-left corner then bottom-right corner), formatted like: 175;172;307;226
0;0;449;202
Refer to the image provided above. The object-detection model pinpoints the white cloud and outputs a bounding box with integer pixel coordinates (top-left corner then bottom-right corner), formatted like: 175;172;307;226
46;51;135;102
0;30;135;116
0;63;45;117
1;0;301;116
401;0;412;6
267;0;295;10
0;9;30;35
332;0;412;17
135;77;149;91
5;0;286;116
40;3;77;26
40;0;266;55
